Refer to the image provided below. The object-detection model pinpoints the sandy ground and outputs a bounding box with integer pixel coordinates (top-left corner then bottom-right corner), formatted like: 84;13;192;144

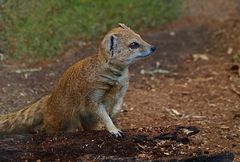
0;3;240;161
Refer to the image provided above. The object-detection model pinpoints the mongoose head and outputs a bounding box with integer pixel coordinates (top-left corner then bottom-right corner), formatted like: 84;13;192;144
101;23;156;66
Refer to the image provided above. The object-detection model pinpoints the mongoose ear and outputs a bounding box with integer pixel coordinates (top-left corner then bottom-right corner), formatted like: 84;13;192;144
118;23;130;30
107;34;119;56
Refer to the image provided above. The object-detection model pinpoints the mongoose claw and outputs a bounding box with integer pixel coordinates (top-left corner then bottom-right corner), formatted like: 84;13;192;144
110;129;125;138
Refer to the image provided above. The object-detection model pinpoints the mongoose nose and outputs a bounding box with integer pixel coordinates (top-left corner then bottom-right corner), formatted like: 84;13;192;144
150;46;156;52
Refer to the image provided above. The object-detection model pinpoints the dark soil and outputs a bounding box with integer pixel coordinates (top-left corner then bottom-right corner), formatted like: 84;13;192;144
0;6;240;162
0;126;234;161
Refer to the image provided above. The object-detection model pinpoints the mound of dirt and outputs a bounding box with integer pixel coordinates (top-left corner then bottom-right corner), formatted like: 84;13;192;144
0;126;234;161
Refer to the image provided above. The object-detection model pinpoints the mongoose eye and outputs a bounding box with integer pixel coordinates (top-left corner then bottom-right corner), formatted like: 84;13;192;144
129;42;140;49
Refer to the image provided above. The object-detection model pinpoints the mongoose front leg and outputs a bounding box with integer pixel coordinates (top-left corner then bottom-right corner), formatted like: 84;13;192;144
96;104;123;138
110;81;128;121
110;97;123;120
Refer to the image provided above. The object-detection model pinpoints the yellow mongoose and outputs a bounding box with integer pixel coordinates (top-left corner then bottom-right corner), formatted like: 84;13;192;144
0;24;156;137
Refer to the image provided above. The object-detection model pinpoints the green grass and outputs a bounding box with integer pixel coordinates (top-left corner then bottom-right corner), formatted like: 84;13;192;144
232;54;240;62
0;0;181;60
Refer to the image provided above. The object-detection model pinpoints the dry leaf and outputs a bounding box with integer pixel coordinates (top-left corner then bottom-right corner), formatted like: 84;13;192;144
192;54;209;61
227;47;233;55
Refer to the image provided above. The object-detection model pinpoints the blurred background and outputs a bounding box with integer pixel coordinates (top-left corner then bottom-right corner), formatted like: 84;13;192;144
0;0;181;60
1;0;239;62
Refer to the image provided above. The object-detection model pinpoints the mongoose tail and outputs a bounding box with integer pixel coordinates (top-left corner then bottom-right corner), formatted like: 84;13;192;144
0;95;49;135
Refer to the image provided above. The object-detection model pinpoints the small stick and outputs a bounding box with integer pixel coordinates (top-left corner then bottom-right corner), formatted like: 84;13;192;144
231;84;240;96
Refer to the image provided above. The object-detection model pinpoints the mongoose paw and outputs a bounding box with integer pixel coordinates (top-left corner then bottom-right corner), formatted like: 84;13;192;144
110;129;125;138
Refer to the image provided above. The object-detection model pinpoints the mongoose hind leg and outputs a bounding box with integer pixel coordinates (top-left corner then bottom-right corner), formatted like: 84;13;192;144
79;112;100;131
42;115;64;134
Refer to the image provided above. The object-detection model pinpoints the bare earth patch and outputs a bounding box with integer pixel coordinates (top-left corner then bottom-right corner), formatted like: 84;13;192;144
0;17;239;161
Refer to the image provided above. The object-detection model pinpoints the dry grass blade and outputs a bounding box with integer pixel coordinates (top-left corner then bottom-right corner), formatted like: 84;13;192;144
230;84;240;96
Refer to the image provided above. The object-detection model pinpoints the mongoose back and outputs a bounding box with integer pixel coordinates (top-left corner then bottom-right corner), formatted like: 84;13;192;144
0;23;156;137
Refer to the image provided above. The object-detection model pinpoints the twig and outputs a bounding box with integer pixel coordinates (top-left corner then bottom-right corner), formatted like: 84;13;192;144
230;84;240;96
140;69;170;75
0;53;4;61
12;68;42;74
